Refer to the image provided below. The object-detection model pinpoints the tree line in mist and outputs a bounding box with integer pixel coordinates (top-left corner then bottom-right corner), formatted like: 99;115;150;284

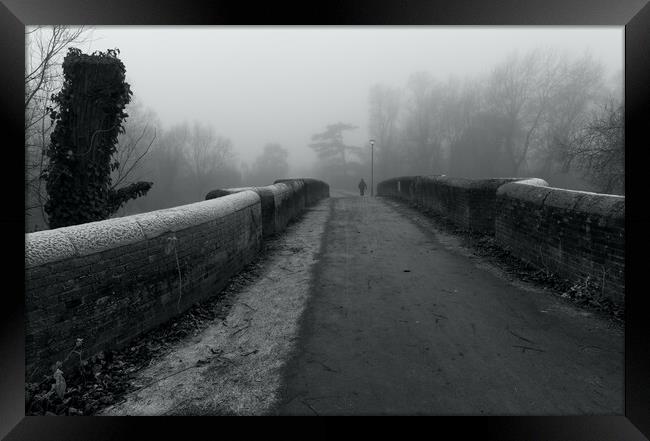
25;27;624;232
28;92;292;230
25;27;294;231
364;49;623;195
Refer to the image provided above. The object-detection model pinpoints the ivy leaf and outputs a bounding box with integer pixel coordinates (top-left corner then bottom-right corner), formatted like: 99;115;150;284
52;369;66;400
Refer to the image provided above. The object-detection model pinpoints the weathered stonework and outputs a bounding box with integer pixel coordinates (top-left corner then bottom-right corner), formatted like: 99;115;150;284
496;180;624;304
27;179;330;373
377;175;624;306
26;191;262;373
377;175;533;233
206;178;330;238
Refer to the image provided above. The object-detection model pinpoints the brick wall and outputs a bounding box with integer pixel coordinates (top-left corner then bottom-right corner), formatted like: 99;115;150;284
25;191;262;373
376;176;418;203
206;178;330;237
27;178;330;373
294;178;331;206
496;179;625;304
206;184;294;237
378;175;624;306
378;175;530;233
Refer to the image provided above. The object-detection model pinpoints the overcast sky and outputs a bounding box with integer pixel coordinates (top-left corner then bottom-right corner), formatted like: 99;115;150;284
83;26;623;171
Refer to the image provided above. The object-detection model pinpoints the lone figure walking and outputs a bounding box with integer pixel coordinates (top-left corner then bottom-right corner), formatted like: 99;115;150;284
358;178;368;196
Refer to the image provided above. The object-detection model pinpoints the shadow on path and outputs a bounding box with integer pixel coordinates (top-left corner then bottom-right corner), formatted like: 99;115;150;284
273;196;623;415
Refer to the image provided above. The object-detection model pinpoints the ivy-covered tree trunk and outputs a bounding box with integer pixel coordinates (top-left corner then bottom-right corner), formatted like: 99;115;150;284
44;48;152;228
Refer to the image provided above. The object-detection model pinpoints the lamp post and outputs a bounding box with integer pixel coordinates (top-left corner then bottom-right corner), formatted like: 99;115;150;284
369;139;375;197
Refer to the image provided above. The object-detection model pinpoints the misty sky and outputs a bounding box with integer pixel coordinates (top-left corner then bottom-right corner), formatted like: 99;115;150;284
82;26;623;172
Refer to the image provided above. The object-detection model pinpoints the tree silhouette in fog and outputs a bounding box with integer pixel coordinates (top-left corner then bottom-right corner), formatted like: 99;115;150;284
249;143;290;186
563;103;624;195
365;48;619;194
25;26;93;231
310;123;364;190
43;48;152;228
368;84;400;184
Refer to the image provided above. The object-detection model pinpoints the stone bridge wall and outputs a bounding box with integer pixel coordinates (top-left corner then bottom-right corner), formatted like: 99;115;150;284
496;179;625;304
206;183;297;237
377;175;528;233
26;178;329;372
377;176;625;305
274;178;330;209
205;178;330;237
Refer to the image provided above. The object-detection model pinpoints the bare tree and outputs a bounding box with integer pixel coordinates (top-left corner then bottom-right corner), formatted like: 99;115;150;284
249;143;289;186
131;123;190;212
444;77;487;164
109;98;160;217
25;25;92;230
483;49;604;176
564;102;624;195
186;122;236;198
368;84;401;181
112;98;159;192
534;53;604;177
366;47;616;191
402;72;438;174
485;50;542;175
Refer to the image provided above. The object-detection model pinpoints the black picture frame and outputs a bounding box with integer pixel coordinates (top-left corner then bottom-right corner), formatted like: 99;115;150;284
2;0;649;438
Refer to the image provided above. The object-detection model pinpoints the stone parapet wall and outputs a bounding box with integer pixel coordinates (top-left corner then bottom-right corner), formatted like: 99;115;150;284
27;178;331;372
378;175;533;233
206;178;330;237
496;179;624;304
377;175;624;305
26;191;262;373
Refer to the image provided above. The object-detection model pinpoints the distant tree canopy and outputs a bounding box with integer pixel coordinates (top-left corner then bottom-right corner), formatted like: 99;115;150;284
368;84;400;183
564;103;624;195
449;113;510;178
111;96;158;196
248;143;289;186
43;48;152;228
310;123;365;190
366;48;622;194
310;123;362;162
116;120;243;216
186;122;237;198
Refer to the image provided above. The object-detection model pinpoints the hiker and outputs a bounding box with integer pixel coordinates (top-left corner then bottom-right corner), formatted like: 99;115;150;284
358;178;368;196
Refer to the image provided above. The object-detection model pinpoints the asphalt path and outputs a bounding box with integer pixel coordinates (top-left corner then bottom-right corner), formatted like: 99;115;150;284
273;194;623;415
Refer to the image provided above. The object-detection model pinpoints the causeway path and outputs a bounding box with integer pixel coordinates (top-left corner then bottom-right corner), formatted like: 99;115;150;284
104;192;623;415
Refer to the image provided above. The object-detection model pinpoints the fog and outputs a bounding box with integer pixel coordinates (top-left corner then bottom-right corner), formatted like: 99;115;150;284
26;26;623;229
87;27;622;167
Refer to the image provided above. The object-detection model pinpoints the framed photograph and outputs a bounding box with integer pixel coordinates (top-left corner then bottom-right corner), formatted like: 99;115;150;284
2;0;649;438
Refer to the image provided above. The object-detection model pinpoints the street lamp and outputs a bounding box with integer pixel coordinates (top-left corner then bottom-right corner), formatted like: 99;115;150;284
369;139;375;197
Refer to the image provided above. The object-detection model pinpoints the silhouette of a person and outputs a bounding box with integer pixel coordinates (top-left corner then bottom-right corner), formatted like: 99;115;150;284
358;178;368;196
